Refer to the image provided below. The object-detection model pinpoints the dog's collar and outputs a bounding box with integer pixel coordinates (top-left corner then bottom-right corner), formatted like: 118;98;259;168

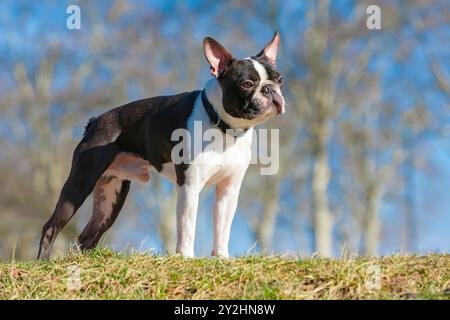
201;89;232;133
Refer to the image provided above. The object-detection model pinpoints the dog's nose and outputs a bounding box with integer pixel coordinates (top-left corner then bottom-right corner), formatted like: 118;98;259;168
261;84;274;95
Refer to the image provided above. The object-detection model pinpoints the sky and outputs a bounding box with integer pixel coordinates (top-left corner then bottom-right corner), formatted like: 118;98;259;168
0;0;449;257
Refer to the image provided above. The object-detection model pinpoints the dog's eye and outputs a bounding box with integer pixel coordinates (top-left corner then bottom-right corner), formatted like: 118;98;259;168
241;81;254;90
277;76;283;85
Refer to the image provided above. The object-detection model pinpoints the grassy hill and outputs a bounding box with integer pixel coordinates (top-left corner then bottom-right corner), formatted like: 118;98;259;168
0;249;448;299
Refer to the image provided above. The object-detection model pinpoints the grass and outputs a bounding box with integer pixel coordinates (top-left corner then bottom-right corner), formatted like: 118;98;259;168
0;248;448;299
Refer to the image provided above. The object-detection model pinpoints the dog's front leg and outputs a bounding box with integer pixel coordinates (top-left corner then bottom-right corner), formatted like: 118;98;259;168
175;184;200;257
212;173;245;258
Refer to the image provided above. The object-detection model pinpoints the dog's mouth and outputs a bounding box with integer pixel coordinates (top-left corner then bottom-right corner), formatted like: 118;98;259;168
262;99;285;118
244;97;285;120
256;93;285;118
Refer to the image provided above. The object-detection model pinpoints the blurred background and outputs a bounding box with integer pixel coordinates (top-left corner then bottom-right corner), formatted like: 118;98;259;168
0;0;449;261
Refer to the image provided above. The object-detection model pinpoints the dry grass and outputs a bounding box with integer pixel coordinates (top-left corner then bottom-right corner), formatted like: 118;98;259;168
0;248;448;299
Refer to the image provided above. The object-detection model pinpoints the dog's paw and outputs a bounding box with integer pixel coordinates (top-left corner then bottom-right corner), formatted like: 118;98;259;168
211;249;230;258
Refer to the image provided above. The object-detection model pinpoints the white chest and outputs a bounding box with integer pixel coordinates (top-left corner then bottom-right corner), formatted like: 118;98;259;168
159;95;253;187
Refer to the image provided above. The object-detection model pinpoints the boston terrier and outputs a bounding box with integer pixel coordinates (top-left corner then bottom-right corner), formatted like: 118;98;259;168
37;31;285;259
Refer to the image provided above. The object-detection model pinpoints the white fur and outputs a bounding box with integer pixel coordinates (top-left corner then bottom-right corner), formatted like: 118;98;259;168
249;58;268;81
142;88;253;257
173;91;253;257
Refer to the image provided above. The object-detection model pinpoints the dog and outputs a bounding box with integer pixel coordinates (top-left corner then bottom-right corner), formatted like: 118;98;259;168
37;31;285;259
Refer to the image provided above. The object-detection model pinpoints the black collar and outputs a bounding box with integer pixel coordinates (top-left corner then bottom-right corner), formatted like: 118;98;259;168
201;89;232;133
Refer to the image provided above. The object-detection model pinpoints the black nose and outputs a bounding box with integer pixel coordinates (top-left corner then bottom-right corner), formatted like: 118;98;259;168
261;84;274;96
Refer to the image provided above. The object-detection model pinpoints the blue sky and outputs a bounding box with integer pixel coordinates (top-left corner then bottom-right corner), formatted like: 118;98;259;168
1;0;449;256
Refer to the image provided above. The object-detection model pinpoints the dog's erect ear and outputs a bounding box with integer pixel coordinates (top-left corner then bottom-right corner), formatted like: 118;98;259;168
256;30;280;66
203;37;234;77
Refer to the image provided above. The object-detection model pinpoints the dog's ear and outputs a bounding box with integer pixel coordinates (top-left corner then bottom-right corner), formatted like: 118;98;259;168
256;30;280;66
203;37;234;78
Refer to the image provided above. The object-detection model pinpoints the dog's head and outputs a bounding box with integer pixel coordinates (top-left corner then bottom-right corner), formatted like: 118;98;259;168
203;31;285;127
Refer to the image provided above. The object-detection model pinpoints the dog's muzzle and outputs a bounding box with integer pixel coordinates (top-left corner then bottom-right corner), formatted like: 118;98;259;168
261;84;284;115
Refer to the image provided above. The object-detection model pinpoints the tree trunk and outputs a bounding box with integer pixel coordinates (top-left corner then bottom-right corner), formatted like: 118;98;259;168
363;186;382;256
157;188;177;254
255;190;279;254
158;211;176;253
402;138;417;253
312;139;333;256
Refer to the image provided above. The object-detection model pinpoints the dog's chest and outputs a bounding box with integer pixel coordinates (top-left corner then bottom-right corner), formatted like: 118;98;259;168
195;131;252;186
159;138;251;187
159;96;253;187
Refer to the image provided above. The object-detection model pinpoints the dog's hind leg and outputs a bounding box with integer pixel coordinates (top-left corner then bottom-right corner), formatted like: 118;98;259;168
37;142;119;260
77;177;131;250
78;152;150;250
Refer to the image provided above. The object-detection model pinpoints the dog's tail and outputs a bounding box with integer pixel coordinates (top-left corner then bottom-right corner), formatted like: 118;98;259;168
83;117;97;136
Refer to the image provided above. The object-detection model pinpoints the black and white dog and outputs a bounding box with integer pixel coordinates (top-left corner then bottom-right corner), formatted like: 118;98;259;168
37;31;285;259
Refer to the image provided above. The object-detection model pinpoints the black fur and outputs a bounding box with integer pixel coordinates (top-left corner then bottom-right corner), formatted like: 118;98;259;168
37;91;198;259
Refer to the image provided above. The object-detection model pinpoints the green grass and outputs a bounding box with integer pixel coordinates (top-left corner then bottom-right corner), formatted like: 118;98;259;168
0;249;448;299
